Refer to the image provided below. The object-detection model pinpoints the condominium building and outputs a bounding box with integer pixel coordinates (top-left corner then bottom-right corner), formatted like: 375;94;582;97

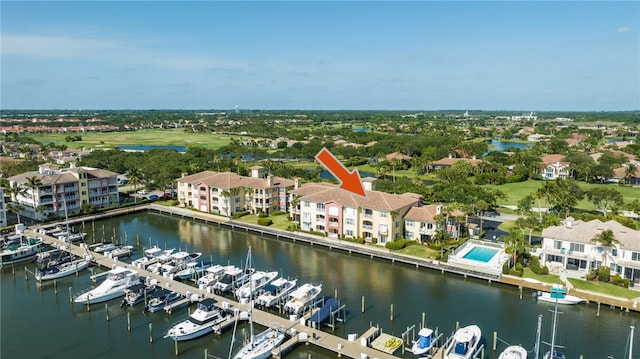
7;163;120;221
403;204;466;242
176;166;295;216
289;178;421;244
540;217;640;286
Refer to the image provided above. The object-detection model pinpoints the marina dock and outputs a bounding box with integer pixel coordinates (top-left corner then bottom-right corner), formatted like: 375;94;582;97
29;229;398;359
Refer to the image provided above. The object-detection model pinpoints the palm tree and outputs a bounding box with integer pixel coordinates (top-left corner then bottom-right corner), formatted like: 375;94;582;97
6;202;24;225
213;155;222;172
591;229;618;268
126;168;143;202
228;187;241;215
220;189;231;216
624;164;638;185
25;175;43;221
390;158;402;183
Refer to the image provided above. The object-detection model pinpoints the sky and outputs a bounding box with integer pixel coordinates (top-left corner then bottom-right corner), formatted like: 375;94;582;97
1;1;638;111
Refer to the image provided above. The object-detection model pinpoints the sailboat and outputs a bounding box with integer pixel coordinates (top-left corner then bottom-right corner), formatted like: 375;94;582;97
231;247;285;359
543;287;567;359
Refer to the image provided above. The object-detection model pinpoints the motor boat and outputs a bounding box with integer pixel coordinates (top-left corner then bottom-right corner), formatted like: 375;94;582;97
175;261;209;280
93;242;116;253
443;324;482;359
36;257;90;281
534;291;585;305
212;266;254;294
197;264;228;289
412;327;439;356
120;281;158;307
144;289;182;313
164;298;229;341
131;246;175;270
283;283;322;315
499;345;528;359
74;266;140;304
234;270;278;300
255;277;297;308
0;236;43;267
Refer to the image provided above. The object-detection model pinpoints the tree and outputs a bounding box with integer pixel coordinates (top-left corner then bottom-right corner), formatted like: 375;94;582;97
6;202;24;224
220;189;231;216
586;187;624;217
624;164;638;185
591;229;618;268
126;168;143;202
25;175;43;221
475;200;489;234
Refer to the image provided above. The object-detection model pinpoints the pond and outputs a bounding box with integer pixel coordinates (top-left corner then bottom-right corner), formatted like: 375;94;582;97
486;139;532;152
118;145;188;153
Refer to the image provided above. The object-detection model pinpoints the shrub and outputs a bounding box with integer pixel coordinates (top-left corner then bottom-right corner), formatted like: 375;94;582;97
428;242;441;250
257;212;268;218
621;278;630;288
598;267;611;282
585;270;597;281
502;262;510;275
371;237;378;244
232;210;250;219
612;273;622;286
257;218;273;226
385;239;417;250
515;263;524;276
528;256;549;275
271;210;286;216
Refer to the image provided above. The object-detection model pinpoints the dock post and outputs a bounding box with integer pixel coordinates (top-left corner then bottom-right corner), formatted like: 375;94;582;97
75;262;79;276
334;289;338;300
86;295;91;312
422;312;425;329
493;332;497;351
24;266;28;281
596;302;601;317
361;296;365;313
456;321;459;331
12;260;15;276
54;279;58;295
519;285;523;299
174;337;179;356
204;349;207;359
105;303;110;321
128;312;131;331
390;303;394;321
149;323;153;342
481;347;485;359
69;287;73;303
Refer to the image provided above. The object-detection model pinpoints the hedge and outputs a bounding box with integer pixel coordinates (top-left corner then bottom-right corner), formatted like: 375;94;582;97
257;218;273;226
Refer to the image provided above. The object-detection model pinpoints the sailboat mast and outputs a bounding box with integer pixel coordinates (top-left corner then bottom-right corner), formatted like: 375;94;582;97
629;326;634;359
550;298;559;357
246;247;254;345
534;314;542;359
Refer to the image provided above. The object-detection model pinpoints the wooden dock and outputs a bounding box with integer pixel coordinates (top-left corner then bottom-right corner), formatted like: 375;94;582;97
29;229;398;359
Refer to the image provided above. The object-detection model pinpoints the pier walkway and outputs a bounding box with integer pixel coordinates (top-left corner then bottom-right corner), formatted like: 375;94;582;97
29;229;396;359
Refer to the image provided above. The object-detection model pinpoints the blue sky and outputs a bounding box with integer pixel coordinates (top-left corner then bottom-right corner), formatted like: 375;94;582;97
1;1;638;111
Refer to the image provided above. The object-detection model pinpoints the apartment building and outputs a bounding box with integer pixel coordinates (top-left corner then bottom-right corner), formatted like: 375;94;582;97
289;178;421;244
176;166;295;216
404;204;466;242
540;218;640;286
7;163;119;221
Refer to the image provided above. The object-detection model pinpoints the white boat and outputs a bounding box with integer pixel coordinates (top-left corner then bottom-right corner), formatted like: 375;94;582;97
499;345;528;359
197;264;229;289
412;327;439;356
232;247;285;359
255;277;297;308
144;289;182;313
535;291;585;305
443;325;482;359
213;266;254;293
74;266;140;304
175;261;209;280
0;236;43;267
235;270;278;300
106;245;134;258
131;246;175;270
93;242;116;253
120;281;158;307
283;282;322;315
164;298;229;341
57;231;86;243
35;258;90;281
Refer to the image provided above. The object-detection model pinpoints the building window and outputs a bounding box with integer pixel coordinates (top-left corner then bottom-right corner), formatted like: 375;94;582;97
405;231;413;238
569;243;584;253
316;203;325;211
553;241;562;250
363;232;372;238
364;209;373;218
363;220;373;230
632;252;640;261
345;218;354;225
346;230;354;237
316;214;325;221
380;210;388;218
303;201;310;208
316;225;325;232
406;220;415;227
611;248;618;257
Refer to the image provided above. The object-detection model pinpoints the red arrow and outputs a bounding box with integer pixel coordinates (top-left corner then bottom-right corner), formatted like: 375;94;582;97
315;148;366;197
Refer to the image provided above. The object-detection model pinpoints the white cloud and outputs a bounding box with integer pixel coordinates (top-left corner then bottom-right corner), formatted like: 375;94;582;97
1;34;116;59
618;27;630;33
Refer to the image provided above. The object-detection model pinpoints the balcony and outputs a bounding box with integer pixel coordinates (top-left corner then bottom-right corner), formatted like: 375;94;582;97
363;224;373;230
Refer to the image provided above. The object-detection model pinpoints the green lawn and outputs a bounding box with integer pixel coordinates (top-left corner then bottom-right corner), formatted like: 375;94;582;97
522;268;564;285
234;213;293;231
31;129;233;150
394;244;438;258
567;278;639;299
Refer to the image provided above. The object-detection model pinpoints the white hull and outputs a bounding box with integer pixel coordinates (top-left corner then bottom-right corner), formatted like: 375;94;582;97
499;345;528;359
232;328;285;359
74;267;139;304
235;271;278;299
36;260;90;281
284;283;322;315
412;327;436;356
536;292;585;305
256;278;297;308
443;325;482;359
165;298;228;341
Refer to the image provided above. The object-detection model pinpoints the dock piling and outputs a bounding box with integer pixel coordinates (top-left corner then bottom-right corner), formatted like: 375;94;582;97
422;312;426;329
128;312;132;331
54;279;57;295
597;302;601;317
149;323;153;342
390;303;393;321
492;332;497;351
361;296;365;313
69;286;73;303
105;303;110;321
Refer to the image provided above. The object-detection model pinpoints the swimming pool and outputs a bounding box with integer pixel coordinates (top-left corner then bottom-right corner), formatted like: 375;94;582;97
462;246;499;263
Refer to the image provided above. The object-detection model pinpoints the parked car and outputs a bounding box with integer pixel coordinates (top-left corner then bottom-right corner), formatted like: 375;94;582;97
148;194;159;200
163;193;173;199
137;190;148;195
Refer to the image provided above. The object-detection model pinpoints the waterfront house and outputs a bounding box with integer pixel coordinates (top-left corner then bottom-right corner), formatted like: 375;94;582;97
289;178;420;244
176;166;294;216
429;155;483;171
404;204;466;242
540;217;640;286
7;163;120;221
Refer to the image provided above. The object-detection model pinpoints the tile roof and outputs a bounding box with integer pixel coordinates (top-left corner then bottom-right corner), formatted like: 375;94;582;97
291;182;419;211
178;171;294;189
541;218;640;250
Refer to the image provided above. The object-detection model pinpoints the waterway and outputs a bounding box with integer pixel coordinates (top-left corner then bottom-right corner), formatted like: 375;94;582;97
2;212;638;359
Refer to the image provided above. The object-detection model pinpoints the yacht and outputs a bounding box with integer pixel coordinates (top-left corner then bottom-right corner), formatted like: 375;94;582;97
255;277;297;308
164;298;229;341
93;242;116;253
120;281;158;307
234;270;278;300
144;289;182;313
499;345;528;359
0;236;43;267
283;283;322;315
74;267;140;304
106;245;134;258
443;325;482;359
131;246;175;270
197;264;229;289
175;261;209;280
212;266;254;294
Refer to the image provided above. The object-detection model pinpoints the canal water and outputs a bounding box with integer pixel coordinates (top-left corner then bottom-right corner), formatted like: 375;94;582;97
2;212;638;359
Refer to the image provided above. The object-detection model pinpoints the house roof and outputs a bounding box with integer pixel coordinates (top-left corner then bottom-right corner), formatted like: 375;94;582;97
405;205;465;222
541;218;640;251
178;171;294;190
8;166;118;185
291;182;419;211
431;157;482;167
541;154;565;165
